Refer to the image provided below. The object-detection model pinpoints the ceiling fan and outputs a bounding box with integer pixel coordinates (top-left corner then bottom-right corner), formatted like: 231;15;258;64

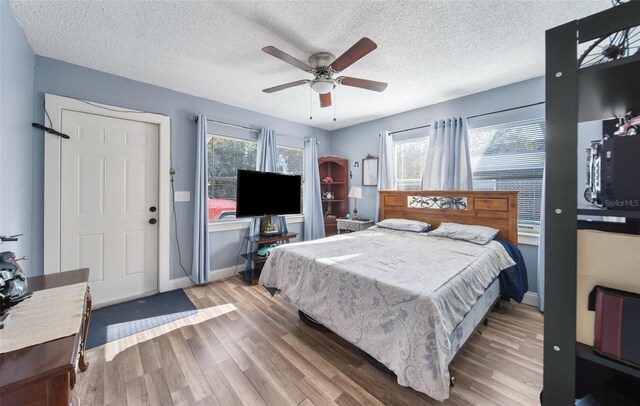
261;37;388;108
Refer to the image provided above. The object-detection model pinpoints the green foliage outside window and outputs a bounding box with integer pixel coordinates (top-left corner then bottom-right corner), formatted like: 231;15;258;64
207;135;256;200
207;135;304;220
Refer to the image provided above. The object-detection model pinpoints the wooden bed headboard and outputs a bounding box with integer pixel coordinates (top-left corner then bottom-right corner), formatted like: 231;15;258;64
379;190;519;245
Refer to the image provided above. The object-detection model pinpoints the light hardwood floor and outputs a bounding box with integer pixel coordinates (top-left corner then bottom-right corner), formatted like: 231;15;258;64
75;278;544;405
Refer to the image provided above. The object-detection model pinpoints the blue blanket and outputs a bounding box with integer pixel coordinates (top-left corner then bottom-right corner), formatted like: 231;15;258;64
495;239;529;303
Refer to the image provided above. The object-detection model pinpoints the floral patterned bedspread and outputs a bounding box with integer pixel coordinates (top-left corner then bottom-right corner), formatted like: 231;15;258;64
259;227;515;401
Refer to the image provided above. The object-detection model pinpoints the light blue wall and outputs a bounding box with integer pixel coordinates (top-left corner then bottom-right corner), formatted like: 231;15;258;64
210;222;304;271
31;56;330;279
330;77;546;220
0;0;35;274
519;244;538;295
329;77;546;294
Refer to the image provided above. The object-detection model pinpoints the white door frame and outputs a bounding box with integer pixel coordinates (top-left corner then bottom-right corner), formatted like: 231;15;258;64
43;94;172;293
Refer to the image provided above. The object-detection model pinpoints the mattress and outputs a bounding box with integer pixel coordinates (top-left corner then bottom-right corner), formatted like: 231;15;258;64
446;277;501;364
259;227;514;400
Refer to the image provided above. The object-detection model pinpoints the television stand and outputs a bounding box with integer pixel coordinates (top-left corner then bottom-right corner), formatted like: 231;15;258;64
239;232;298;285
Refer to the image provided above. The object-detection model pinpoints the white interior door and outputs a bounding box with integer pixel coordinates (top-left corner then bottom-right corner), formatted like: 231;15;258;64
59;110;159;305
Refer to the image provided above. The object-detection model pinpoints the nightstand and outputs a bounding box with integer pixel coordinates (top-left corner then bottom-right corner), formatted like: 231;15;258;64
336;219;374;234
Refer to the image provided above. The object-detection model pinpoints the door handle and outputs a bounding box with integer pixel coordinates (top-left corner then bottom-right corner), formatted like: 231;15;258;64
149;218;157;225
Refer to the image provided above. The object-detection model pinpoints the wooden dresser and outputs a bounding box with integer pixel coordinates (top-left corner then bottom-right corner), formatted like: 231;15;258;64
0;268;92;406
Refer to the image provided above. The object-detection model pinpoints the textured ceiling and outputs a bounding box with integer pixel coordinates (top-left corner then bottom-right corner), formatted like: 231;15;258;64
10;0;610;130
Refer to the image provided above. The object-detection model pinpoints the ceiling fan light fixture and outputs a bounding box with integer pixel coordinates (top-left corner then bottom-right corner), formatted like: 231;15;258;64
310;78;335;94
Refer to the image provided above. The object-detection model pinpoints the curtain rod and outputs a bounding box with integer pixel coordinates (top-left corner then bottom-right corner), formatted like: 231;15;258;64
190;115;260;133
191;114;319;144
389;101;546;135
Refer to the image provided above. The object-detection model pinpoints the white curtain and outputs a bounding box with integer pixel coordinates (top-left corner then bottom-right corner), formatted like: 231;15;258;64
303;138;325;240
375;131;396;222
537;166;546;311
192;114;210;284
421;117;473;190
246;128;287;267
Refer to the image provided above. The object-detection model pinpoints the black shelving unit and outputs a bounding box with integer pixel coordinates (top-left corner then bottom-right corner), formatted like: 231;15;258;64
576;343;640;381
238;232;298;285
577;205;640;219
544;3;640;404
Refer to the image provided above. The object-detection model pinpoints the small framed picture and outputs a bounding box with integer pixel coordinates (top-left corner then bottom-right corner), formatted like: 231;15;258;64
362;157;378;186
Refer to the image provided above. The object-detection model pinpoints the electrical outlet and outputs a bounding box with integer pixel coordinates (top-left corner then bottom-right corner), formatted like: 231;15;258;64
174;191;190;202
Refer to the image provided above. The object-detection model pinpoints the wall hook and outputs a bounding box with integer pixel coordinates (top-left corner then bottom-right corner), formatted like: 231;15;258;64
32;123;70;139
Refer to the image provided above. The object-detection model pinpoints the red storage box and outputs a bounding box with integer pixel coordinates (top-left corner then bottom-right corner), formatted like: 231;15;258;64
589;286;640;368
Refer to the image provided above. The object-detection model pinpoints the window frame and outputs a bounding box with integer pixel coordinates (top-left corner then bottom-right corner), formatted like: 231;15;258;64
207;133;257;223
467;117;546;235
389;118;545;244
206;133;305;227
393;136;430;191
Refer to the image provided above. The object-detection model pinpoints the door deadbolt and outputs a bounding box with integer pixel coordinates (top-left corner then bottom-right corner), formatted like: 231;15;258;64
149;218;157;225
149;206;157;212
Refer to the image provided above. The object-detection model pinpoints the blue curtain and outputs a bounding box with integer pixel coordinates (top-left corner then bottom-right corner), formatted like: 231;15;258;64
375;131;396;222
192;114;210;284
246;128;287;268
537;166;546;311
303;138;325;240
421;117;473;190
256;128;277;172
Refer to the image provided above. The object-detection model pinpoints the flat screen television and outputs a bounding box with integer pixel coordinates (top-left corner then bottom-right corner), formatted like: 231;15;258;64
236;169;301;218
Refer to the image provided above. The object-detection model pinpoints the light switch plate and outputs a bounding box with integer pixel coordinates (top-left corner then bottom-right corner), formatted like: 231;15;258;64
174;191;190;202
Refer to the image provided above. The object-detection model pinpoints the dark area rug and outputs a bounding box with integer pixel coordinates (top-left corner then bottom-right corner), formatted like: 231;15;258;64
86;289;197;349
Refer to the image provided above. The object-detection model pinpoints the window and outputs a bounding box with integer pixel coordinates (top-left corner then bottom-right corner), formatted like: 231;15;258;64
276;146;303;176
394;137;429;190
207;135;304;221
277;146;304;212
468;119;546;228
207;135;256;221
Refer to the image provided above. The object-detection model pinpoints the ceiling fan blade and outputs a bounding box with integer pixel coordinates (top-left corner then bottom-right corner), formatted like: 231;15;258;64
262;46;312;72
319;92;332;108
338;76;388;92
263;80;309;93
330;37;377;73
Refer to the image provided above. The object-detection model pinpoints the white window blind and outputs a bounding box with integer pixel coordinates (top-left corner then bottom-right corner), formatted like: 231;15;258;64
468;118;546;227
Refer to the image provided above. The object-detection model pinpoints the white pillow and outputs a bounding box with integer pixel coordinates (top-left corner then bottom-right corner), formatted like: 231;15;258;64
376;218;431;233
428;222;499;245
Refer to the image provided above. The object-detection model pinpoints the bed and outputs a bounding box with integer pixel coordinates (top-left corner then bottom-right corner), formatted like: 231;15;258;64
259;190;521;401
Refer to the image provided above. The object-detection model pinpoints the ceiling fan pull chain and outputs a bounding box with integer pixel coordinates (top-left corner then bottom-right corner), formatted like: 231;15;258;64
333;89;337;122
309;87;313;120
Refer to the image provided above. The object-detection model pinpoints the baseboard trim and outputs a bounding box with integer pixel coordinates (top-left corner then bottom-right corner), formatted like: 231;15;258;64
209;265;241;281
521;291;539;307
163;265;241;291
162;275;194;291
